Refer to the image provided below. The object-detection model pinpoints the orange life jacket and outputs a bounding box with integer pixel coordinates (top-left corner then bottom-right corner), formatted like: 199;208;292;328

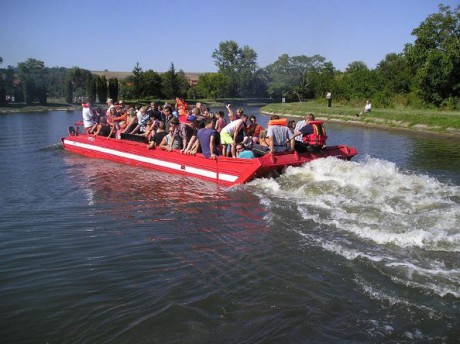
302;121;327;146
176;98;188;117
267;118;287;126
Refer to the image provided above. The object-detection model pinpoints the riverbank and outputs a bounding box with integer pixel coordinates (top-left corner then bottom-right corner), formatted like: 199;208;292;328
261;102;460;139
0;103;78;113
3;100;460;139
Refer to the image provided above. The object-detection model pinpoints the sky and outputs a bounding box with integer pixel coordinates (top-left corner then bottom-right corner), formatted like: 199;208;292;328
1;0;458;73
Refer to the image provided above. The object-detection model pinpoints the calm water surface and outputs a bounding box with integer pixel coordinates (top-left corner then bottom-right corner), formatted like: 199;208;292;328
0;109;459;343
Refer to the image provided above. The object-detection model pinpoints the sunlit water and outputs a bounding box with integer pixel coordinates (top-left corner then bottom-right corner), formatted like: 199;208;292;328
0;109;459;343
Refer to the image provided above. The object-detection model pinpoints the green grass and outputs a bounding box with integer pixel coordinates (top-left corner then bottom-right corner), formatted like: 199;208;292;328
262;101;460;135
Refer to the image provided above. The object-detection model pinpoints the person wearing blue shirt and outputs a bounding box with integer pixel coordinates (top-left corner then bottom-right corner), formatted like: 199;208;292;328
236;144;255;159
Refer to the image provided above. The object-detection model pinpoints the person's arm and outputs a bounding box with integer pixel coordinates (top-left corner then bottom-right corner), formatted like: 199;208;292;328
209;134;216;159
160;135;171;151
130;124;140;134
289;134;295;151
179;125;189;152
268;136;274;153
185;135;197;154
112;113;125;122
226;104;234;118
189;138;200;156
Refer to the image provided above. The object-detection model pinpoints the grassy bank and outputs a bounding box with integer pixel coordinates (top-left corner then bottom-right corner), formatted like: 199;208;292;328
261;101;460;137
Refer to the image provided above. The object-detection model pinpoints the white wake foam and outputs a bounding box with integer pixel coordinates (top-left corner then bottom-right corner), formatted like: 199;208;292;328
249;156;460;297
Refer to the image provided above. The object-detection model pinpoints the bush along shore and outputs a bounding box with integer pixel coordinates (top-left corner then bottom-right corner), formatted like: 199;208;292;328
262;102;460;139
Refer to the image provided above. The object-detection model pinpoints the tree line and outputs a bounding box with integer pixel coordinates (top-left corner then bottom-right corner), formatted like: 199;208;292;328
0;4;458;109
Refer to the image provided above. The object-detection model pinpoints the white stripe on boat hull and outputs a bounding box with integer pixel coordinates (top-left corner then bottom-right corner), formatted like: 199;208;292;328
64;139;239;183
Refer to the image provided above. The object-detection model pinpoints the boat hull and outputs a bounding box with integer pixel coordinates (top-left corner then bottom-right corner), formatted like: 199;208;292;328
61;134;357;186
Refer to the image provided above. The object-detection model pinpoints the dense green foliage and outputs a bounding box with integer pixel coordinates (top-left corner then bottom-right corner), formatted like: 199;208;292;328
96;76;108;103
17;58;47;105
108;78;118;102
0;4;458;109
404;4;460;107
211;41;266;97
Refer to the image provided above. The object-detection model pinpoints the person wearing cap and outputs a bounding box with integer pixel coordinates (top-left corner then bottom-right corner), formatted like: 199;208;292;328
180;114;200;154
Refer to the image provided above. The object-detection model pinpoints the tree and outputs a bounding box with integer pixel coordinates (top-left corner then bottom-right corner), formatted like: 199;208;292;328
404;4;460;106
65;79;73;103
266;54;327;101
339;61;376;101
212;40;258;97
142;69;162;99
67;67;92;102
87;76;97;103
312;61;336;100
375;53;412;94
3;65;19;101
176;70;191;98
291;55;326;100
17;58;48;105
108;78;118;102
265;54;292;99
46;67;68;98
0;57;6;105
161;62;179;99
130;62;143;102
96;76;108;103
194;73;230;99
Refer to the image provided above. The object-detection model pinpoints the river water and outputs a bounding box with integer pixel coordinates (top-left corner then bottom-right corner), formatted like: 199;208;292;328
1;108;459;343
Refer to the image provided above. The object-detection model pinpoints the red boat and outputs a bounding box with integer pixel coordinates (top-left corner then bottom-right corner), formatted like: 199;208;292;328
61;124;357;186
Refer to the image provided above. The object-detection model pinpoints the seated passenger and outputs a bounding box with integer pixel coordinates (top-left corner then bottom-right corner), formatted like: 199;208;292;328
293;113;312;142
246;115;263;144
266;115;294;153
112;107;128;132
258;130;269;146
147;102;163;121
159;117;182;152
93;110;111;136
107;106;121;138
189;118;218;159
180;114;200;154
123;108;138;133
147;121;168;149
129;106;149;134
236;143;255;159
292;113;327;152
288;120;296;133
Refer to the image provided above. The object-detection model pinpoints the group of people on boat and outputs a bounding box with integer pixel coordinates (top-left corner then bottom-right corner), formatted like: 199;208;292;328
80;98;327;159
